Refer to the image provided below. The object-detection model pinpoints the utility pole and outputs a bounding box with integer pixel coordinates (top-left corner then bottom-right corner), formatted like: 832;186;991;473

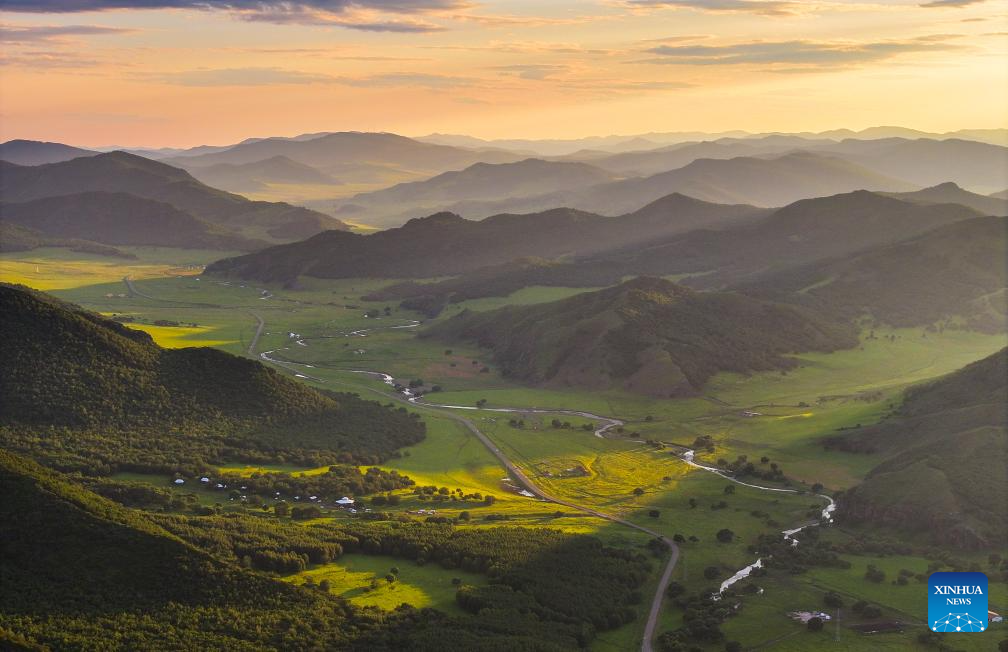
835;608;840;642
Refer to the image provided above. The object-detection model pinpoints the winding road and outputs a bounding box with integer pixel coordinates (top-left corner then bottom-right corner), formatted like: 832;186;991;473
134;280;829;652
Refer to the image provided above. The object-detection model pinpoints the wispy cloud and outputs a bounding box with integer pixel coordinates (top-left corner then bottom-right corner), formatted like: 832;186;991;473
151;67;335;86
146;67;480;89
920;0;987;7
639;36;963;67
0;23;135;44
0;0;468;30
492;64;569;80
623;0;803;16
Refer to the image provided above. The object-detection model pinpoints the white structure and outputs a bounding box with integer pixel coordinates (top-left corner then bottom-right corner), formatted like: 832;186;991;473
174;478;185;485
336;496;355;505
200;477;210;483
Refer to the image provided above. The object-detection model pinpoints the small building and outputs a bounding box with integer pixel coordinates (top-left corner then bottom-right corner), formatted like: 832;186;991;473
200;477;210;483
990;611;1003;623
173;478;185;485
336;496;355;506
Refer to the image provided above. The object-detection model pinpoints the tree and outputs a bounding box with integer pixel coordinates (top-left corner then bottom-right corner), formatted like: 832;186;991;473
811;482;824;494
716;528;734;543
666;581;685;598
673;534;686;543
807;617;824;632
274;502;289;517
648;509;660;518
704;566;720;580
688;498;698;509
723;485;735;495
458;510;471;521
864;564;885;583
823;591;843;608
633;487;645;496
319;579;331;592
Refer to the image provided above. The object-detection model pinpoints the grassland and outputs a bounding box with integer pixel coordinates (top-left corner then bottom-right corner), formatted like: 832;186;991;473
3;247;1005;651
284;554;484;614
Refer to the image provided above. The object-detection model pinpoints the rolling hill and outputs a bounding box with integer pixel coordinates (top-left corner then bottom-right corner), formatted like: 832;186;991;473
820;137;1008;193
166;131;523;175
206;194;763;283
341;158;618;226
435;151;914;218
886;182;1007;216
0;139;97;165
1;191;264;250
0;284;425;474
607;190;983;287
186;155;337;193
0;152;346;243
741;216;1008;331
829;348;1007;549
425;277;857;397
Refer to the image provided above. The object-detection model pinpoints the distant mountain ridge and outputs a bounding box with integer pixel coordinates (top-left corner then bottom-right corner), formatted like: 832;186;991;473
741;216;1008;332
186;155;337;193
0;191;264;251
0;139;97;165
0;151;347;244
206;193;764;283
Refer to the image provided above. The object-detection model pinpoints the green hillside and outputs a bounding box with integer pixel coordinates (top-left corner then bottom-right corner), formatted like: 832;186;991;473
426;276;857;396
742;216;1007;331
0;284;425;474
829;348;1007;548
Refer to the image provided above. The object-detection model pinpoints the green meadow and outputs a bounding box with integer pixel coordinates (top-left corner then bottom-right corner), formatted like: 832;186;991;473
285;554;484;614
3;247;1004;651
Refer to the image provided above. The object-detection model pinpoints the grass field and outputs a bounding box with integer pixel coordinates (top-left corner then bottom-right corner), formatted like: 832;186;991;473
285;554;484;614
4;247;1005;651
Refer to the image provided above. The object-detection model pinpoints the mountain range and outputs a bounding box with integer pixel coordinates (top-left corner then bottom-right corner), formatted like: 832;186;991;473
206;193;764;283
0;152;346;248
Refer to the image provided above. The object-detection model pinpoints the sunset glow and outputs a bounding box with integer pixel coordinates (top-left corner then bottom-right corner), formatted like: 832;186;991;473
2;0;1006;147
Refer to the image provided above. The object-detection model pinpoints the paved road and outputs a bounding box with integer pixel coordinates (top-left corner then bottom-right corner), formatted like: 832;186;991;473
214;310;677;650
323;369;679;652
246;311;265;357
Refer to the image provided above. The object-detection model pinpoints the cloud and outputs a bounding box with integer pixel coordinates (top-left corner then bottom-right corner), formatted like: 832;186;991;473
624;0;803;16
0;49;105;68
147;67;480;89
640;36;962;67
152;67;336;86
492;64;569;80
0;23;134;43
0;0;467;29
0;0;466;11
919;0;987;7
338;72;479;88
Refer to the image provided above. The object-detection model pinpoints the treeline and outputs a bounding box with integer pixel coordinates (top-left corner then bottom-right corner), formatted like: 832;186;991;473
153;512;652;639
2;450;651;651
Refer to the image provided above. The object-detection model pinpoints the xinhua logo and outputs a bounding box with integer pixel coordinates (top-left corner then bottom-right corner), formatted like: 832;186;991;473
928;572;988;633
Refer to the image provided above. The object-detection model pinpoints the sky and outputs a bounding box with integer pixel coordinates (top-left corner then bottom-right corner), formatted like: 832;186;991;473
1;0;1006;147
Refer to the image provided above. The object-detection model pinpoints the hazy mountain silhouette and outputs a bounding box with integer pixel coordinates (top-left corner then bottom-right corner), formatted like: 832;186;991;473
0;152;346;243
0;140;98;166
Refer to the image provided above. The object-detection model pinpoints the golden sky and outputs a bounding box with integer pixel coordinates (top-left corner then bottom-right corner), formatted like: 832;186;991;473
1;0;1006;147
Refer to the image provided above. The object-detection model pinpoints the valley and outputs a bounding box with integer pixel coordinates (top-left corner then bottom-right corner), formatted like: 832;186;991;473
4;234;1002;650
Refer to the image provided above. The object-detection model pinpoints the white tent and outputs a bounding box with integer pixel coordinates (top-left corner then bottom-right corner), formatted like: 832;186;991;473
336;496;355;505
